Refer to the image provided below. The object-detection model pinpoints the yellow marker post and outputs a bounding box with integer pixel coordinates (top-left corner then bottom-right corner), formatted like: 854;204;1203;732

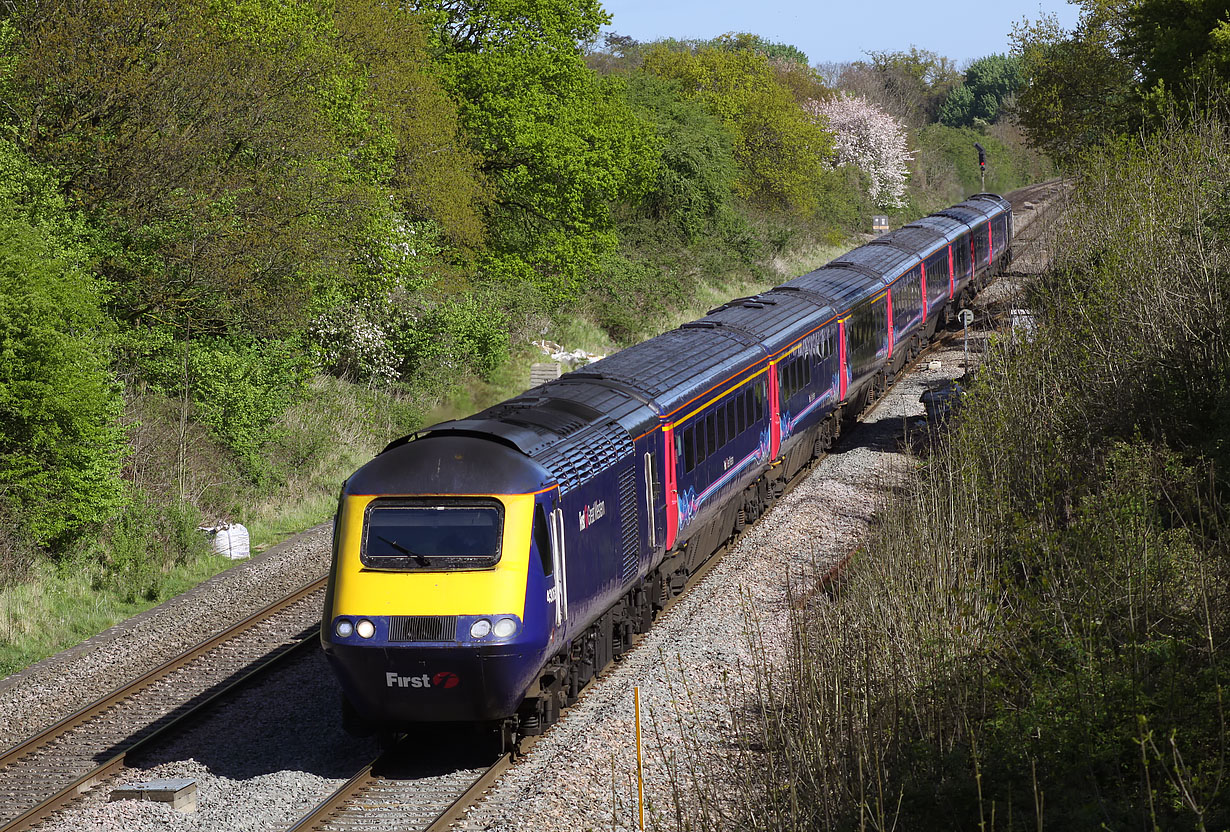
634;686;645;830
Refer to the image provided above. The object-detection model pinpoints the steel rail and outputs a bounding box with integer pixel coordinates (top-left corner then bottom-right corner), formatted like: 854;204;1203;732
0;576;327;832
278;181;1070;832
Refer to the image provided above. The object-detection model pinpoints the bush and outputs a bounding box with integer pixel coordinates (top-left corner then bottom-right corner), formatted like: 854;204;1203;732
121;328;311;478
642;44;835;214
91;492;210;603
392;292;511;392
699;116;1230;831
0;213;128;549
623;73;739;241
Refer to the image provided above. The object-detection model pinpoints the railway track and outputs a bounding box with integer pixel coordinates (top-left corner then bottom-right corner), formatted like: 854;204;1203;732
287;496;743;832
292;182;1066;832
1;182;1063;832
286;739;503;832
0;577;326;832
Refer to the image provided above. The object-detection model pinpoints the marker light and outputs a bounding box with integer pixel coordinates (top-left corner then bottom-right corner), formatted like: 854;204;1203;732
493;617;518;638
334;619;354;638
470;618;492;639
356;619;376;639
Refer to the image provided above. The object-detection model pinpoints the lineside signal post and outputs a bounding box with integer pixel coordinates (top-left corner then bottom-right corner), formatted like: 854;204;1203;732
959;307;974;372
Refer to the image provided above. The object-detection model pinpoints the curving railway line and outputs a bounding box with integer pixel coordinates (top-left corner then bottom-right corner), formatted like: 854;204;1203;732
0;181;1063;832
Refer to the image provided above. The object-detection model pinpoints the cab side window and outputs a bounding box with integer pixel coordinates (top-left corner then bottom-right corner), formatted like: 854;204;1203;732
534;503;553;575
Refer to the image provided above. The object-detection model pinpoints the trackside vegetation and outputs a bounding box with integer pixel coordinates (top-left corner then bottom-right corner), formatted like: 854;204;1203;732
0;0;1051;676
660;118;1229;831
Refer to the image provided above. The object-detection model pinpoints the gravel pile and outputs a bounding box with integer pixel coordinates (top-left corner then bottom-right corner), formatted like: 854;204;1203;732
0;525;332;749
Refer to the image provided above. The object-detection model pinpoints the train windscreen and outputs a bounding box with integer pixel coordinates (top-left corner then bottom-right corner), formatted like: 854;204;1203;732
361;500;503;569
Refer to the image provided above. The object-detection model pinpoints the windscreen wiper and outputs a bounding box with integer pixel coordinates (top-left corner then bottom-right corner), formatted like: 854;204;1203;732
376;535;431;566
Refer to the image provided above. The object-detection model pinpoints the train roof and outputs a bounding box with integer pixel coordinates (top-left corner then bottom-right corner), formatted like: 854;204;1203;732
907;214;968;244
781;265;886;309
937;193;1011;227
415;383;646;495
966;193;1012;215
830;242;918;279
574;326;765;419
697;290;836;357
349;433;553;496
867;224;947;258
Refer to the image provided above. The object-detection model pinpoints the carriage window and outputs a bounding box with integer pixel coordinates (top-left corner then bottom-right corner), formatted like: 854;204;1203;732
683;426;696;472
725;400;736;442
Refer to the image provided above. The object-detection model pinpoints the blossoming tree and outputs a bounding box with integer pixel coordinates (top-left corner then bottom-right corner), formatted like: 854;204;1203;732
804;93;912;209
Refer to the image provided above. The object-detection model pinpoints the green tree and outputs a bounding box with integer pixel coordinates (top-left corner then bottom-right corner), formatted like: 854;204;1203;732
623;73;738;240
1012;8;1137;164
409;0;659;304
642;45;835;214
938;53;1023;127
0;213;128;548
1125;0;1230;102
1;0;487;336
711;32;809;65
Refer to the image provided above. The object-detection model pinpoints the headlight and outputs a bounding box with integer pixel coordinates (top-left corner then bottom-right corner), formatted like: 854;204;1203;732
470;618;492;639
334;619;354;638
493;617;518;638
356;619;375;639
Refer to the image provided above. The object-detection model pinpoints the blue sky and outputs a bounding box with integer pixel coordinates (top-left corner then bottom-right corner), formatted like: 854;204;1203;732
597;0;1082;67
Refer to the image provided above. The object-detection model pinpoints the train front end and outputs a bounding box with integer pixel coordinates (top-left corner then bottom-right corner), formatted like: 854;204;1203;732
321;433;557;728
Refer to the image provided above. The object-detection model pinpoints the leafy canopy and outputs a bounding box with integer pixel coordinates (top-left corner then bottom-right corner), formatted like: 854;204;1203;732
1011;0;1230;163
1125;0;1230;100
408;0;658;304
2;0;487;336
938;54;1023;127
642;44;835;214
1012;7;1137;165
623;73;738;240
0;211;128;548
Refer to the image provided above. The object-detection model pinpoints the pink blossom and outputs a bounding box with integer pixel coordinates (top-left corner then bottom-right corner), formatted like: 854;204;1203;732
804;93;912;209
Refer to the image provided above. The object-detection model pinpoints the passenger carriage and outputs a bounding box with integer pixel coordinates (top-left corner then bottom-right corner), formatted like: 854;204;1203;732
322;193;1014;739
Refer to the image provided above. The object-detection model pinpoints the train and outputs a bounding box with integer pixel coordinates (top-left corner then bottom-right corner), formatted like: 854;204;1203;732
321;193;1014;744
